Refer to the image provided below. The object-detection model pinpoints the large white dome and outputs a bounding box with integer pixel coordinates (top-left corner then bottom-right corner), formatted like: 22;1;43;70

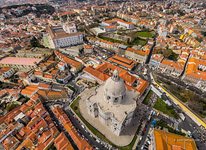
104;70;126;104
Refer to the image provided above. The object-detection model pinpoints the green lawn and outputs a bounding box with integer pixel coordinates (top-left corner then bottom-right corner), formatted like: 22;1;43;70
67;84;76;92
70;96;138;150
98;36;126;44
136;31;154;38
155;76;188;103
130;37;147;46
6;102;20;112
142;90;153;105
120;135;137;150
154;74;206;118
156;120;186;136
154;98;179;119
70;96;81;110
162;48;179;61
98;30;152;47
168;52;179;61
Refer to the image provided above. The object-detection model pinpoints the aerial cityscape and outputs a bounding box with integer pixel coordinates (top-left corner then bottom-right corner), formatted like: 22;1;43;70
0;0;206;150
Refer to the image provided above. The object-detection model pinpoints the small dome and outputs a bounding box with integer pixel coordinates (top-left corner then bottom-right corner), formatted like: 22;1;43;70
104;70;126;104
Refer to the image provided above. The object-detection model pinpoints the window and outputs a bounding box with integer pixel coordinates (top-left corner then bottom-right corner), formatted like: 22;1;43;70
114;97;118;103
107;96;110;100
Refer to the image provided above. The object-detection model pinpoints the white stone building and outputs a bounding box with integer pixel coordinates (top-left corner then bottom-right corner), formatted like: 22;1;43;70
125;48;148;63
86;70;138;136
0;67;15;81
47;23;84;49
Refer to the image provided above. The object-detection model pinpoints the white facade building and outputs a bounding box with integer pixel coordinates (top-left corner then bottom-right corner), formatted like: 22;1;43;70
86;70;138;136
117;20;135;29
0;67;15;81
47;24;83;49
63;23;77;33
125;48;148;63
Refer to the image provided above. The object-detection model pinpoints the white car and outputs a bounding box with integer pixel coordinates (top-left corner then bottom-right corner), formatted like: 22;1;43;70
146;141;151;145
96;139;100;143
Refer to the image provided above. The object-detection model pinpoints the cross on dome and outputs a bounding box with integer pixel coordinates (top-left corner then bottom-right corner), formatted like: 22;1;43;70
112;69;119;81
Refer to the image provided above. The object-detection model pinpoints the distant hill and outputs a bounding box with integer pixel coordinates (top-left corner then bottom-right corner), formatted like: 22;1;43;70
0;0;49;8
0;3;55;18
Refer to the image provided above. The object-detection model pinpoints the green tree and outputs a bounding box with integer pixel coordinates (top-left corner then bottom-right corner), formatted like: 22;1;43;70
30;37;45;48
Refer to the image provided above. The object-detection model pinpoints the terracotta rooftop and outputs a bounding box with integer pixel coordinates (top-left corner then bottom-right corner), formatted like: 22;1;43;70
185;57;206;80
1;99;60;150
151;54;164;62
2;136;20;150
108;55;136;70
153;129;197;150
105;25;117;29
126;48;150;56
103;18;134;25
37;89;68;101
84;62;148;95
161;59;184;71
84;44;93;49
54;132;74;150
55;50;82;70
52;106;92;150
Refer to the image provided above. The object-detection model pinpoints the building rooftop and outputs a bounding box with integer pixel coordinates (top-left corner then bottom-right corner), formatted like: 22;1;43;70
88;83;137;123
185;57;206;80
54;132;73;150
47;25;83;39
151;54;164;62
103;18;134;25
0;98;61;150
54;50;82;70
161;59;184;71
153;129;197;150
126;48;150;56
108;55;136;70
84;62;148;95
0;57;42;66
21;83;70;100
84;44;93;49
52;106;92;150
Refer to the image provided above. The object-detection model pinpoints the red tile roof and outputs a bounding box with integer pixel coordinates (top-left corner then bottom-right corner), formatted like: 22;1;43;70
126;47;150;56
84;62;148;95
108;55;136;70
54;50;83;70
54;132;74;150
52;106;92;150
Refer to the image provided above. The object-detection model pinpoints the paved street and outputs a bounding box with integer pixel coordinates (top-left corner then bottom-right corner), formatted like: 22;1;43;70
179;115;206;150
45;101;109;149
136;117;153;150
43;103;79;150
152;79;206;129
145;36;156;64
64;107;108;149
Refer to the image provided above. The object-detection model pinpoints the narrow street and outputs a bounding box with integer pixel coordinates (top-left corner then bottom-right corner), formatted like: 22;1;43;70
145;36;156;64
63;106;108;149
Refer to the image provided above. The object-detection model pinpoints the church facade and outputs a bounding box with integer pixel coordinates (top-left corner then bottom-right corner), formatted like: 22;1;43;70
86;70;138;136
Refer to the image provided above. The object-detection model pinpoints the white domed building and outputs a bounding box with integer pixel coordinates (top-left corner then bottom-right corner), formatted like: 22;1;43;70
86;70;138;136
